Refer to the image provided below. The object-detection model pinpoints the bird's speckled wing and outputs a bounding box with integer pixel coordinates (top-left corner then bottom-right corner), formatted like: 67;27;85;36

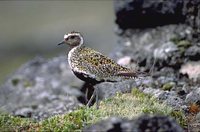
70;46;134;81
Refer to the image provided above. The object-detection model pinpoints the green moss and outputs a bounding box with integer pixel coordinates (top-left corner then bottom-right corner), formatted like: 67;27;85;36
170;110;187;127
170;36;181;44
11;78;32;88
0;89;187;131
37;107;101;131
23;80;32;88
176;40;191;48
11;78;20;86
97;88;186;127
170;37;191;54
162;82;175;91
0;113;33;131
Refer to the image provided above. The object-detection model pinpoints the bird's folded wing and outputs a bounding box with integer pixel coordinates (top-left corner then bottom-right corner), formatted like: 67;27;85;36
117;71;149;78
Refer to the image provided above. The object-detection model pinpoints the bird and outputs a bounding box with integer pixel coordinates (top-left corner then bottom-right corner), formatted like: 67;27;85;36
58;31;145;108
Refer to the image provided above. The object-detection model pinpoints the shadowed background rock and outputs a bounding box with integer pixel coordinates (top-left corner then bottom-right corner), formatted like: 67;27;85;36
83;115;183;132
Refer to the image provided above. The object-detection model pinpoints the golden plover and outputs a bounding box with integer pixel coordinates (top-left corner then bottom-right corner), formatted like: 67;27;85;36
58;31;144;108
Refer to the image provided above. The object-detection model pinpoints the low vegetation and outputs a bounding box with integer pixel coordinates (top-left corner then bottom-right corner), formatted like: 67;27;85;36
0;88;186;131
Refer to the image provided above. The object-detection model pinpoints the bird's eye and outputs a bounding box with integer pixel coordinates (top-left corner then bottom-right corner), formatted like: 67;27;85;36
65;38;69;41
70;36;75;39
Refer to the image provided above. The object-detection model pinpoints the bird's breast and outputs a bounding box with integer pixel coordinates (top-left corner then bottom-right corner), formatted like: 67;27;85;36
68;46;80;70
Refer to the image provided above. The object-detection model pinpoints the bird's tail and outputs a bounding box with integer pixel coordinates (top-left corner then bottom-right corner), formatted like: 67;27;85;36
117;71;149;78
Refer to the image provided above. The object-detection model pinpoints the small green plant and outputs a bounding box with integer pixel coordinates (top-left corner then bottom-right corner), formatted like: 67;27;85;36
0;113;33;131
170;37;191;54
162;82;175;91
23;80;32;88
176;40;191;48
11;78;20;86
26;107;101;131
170;110;187;127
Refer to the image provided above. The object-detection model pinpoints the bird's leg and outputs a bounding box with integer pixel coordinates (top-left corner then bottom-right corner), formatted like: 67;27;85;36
78;82;92;105
86;85;99;109
85;87;89;102
150;57;156;75
95;86;99;109
86;87;96;107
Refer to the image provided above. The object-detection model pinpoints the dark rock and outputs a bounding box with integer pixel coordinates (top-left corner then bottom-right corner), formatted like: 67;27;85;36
78;80;137;106
83;115;183;132
185;45;200;61
177;90;186;96
111;25;193;70
133;115;183;132
153;41;183;69
83;117;126;132
184;1;200;41
153;41;179;61
0;56;83;120
78;76;153;107
114;0;200;31
185;87;200;104
142;87;186;110
96;80;135;100
113;0;200;72
14;107;33;118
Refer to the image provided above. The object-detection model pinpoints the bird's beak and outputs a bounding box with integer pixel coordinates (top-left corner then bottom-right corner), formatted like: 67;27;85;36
57;40;65;46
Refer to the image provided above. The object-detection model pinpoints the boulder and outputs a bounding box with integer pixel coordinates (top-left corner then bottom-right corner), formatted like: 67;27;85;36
0;56;83;120
83;115;183;132
114;0;200;32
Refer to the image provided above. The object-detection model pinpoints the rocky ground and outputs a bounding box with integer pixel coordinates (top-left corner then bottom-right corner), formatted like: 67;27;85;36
1;0;200;131
0;56;83;120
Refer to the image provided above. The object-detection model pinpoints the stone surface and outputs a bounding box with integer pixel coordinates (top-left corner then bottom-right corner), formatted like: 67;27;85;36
111;25;194;70
96;80;135;100
83;117;126;132
83;115;183;132
180;61;200;81
188;112;200;132
142;87;186;110
110;1;200;131
132;115;183;132
185;45;200;60
110;1;200;116
0;56;83;120
114;0;200;32
153;41;179;61
185;87;200;104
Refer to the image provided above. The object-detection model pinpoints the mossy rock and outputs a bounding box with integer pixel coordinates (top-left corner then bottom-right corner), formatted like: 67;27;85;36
170;37;191;54
11;78;20;86
162;82;175;91
0;89;187;131
176;40;191;48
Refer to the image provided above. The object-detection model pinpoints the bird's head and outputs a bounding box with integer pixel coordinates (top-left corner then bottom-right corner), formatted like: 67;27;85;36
58;31;83;47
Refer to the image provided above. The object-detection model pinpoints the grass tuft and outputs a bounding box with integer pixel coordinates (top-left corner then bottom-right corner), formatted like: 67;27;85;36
0;113;33;131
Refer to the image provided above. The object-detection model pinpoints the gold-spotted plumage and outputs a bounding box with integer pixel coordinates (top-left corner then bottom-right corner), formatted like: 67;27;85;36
58;31;139;84
69;46;135;82
58;31;143;108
